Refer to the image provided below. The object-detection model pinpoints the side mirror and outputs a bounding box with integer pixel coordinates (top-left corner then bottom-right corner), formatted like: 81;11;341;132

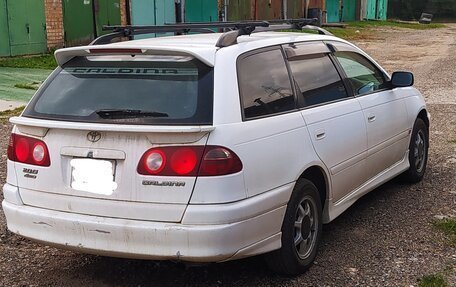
391;71;414;88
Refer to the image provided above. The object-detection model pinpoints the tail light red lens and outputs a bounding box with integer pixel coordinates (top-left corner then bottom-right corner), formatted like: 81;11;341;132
170;148;198;175
199;147;242;176
7;134;51;167
137;146;242;177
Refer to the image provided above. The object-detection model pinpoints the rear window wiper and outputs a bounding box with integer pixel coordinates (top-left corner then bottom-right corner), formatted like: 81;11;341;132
95;109;169;119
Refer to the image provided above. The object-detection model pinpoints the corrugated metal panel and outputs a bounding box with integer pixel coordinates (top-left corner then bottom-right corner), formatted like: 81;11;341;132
185;0;218;22
308;0;325;9
342;0;356;21
255;0;282;20
227;0;253;21
0;0;10;56
287;0;304;18
63;0;95;46
7;0;47;56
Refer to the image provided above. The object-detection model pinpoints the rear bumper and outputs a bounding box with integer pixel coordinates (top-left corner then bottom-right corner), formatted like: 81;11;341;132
2;183;291;262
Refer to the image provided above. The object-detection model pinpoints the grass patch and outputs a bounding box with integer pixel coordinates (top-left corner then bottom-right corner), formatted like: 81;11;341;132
346;20;446;30
326;27;373;40
434;218;456;245
448;139;456;144
0;54;57;70
0;106;25;123
14;82;40;90
321;20;445;40
418;273;448;287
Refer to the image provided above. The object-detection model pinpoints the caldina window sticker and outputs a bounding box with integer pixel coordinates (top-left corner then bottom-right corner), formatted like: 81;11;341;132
64;67;199;76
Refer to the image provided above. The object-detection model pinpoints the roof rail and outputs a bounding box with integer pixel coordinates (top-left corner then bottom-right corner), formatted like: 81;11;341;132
91;19;331;47
216;18;332;47
253;24;333;35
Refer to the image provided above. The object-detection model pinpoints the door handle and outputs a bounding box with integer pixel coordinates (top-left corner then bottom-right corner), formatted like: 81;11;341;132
368;114;376;122
315;129;326;140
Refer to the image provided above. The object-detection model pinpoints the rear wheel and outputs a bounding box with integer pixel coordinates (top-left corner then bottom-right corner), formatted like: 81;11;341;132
403;118;429;183
265;179;322;275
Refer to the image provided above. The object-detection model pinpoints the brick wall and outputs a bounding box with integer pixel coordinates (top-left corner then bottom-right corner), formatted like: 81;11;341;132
44;0;129;50
120;0;128;26
44;0;64;50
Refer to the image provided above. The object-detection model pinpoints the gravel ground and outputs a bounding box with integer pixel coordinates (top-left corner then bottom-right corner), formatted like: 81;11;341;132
1;25;455;286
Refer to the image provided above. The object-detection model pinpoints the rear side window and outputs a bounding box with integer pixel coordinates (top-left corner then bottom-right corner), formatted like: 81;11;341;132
237;48;295;120
288;54;348;107
24;55;213;125
335;52;387;96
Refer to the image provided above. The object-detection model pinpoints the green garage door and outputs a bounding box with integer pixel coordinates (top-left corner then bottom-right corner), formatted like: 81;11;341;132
131;0;175;38
326;0;340;22
63;0;95;46
342;0;356;21
366;0;376;20
185;0;218;22
0;0;10;56
94;0;121;36
7;0;47;56
376;0;387;20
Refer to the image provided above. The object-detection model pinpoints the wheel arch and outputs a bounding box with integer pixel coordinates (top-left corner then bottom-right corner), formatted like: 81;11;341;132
417;108;430;130
297;165;330;214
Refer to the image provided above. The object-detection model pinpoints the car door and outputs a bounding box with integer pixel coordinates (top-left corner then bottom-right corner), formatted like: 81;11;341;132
330;42;410;180
284;42;369;203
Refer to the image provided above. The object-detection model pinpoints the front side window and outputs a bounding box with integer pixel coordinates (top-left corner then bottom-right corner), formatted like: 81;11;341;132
335;52;387;96
238;48;295;119
23;55;214;125
288;54;348;107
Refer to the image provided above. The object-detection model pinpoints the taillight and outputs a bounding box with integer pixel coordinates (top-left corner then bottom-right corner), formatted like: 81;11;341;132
199;147;242;176
137;146;242;177
7;134;51;167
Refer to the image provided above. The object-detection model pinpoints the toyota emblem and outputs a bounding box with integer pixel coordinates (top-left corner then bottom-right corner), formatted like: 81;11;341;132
87;131;101;143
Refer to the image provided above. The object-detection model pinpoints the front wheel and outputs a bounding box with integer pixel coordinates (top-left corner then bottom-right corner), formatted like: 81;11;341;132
264;179;322;275
403;118;429;183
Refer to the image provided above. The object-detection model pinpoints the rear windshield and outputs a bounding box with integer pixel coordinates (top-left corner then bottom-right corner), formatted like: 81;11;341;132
23;55;214;125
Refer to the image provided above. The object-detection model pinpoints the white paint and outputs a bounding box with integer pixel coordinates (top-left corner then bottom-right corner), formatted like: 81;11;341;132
4;31;429;263
70;159;117;195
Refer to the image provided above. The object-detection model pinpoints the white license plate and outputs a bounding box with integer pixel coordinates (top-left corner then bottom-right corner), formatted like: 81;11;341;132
70;158;118;195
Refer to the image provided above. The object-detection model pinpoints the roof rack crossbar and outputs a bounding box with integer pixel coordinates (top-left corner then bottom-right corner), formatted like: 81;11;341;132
90;18;331;47
91;26;219;45
92;21;270;45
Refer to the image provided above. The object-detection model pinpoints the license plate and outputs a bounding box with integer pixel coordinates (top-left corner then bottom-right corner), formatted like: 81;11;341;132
70;158;118;195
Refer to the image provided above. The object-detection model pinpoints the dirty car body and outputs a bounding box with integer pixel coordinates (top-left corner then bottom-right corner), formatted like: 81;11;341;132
2;27;429;274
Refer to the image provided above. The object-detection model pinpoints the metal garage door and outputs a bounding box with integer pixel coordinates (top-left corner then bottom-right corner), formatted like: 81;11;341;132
6;0;47;56
185;0;218;22
63;0;95;46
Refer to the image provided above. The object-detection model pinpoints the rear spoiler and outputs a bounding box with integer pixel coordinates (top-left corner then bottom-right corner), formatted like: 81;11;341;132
10;117;215;134
54;45;216;67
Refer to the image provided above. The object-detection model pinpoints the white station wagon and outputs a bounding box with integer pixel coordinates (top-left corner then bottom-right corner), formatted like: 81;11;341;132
2;20;429;275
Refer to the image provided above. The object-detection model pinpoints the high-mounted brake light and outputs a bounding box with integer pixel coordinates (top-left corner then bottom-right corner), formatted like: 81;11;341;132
7;134;51;167
137;146;242;177
89;48;143;54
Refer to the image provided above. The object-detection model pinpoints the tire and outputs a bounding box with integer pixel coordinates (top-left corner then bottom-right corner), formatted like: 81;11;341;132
403;118;429;183
265;179;322;275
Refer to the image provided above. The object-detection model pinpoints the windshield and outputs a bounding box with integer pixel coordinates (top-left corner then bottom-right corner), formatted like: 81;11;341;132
23;55;214;125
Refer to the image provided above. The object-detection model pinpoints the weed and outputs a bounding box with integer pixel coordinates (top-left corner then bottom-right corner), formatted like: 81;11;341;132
0;54;57;70
418;273;448;287
434;218;456;246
